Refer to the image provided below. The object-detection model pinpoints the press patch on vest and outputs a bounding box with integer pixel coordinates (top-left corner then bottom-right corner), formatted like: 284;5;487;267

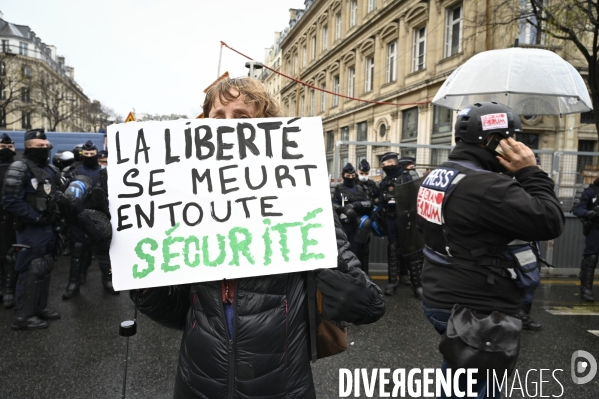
481;113;508;131
417;187;443;225
421;168;460;191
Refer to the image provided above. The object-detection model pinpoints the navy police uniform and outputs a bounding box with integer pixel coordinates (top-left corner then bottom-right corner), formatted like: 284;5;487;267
572;179;599;301
356;159;379;275
61;140;114;299
0;134;17;308
332;163;373;274
378;153;417;295
2;129;61;330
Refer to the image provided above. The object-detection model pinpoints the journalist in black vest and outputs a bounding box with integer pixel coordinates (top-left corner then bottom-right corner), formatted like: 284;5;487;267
61;139;115;299
332;162;374;275
0;133;18;308
419;102;564;397
572;178;599;301
2;128;61;330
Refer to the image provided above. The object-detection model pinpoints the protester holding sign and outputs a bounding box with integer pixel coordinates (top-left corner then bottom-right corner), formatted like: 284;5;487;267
125;78;385;399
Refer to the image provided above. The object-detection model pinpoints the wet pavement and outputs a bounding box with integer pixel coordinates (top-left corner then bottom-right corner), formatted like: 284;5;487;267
0;258;598;399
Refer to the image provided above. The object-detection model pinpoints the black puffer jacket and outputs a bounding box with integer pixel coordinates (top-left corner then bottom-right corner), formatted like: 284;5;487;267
134;210;385;399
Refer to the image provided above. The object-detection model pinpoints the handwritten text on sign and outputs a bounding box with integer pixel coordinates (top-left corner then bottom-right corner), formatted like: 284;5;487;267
107;117;337;290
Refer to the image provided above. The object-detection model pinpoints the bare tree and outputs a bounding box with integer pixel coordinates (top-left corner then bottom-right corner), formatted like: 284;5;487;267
486;0;599;135
0;52;32;128
30;65;87;132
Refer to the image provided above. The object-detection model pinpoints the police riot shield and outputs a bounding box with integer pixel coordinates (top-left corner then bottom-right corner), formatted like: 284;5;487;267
394;177;424;256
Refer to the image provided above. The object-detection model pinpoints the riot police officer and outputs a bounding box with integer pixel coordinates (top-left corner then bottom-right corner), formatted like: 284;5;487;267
419;102;564;397
572;177;599;302
98;150;108;168
2;129;61;330
52;150;75;172
0;134;17;308
379;153;422;297
332;163;373;274
62;140;115;299
356;159;378;275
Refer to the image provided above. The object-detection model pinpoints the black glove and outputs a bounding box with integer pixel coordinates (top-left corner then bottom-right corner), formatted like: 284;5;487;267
55;191;85;229
586;210;598;220
343;204;358;220
314;267;385;325
34;213;56;226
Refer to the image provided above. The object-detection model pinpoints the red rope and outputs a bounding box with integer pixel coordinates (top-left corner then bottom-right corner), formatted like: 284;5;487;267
220;41;431;107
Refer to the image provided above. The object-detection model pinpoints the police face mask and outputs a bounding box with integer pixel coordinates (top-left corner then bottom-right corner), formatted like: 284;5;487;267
0;148;16;162
83;154;99;168
358;175;369;182
382;164;401;175
343;177;355;187
24;147;49;166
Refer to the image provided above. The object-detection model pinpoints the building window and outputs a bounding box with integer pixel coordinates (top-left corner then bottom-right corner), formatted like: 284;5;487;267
333;75;340;106
402;108;418;139
433;106;453;134
368;0;376;13
302;45;307;67
577;140;595;181
445;4;463;57
340;126;350;167
311;36;316;60
19;42;28;56
412;27;426;72
322;26;328;51
310;90;315;116
350;0;358;27
22;64;31;78
0;85;5;100
320;84;326;113
300;95;305;116
348;67;355;97
518;0;542;45
386;42;397;83
581;111;595;124
294;54;298;75
0;109;5;127
1;40;8;53
326;130;335;151
516;133;539;150
356;121;368;161
379;124;387;138
0;62;5;77
335;13;342;40
21;87;31;103
21;111;31;130
365;56;374;92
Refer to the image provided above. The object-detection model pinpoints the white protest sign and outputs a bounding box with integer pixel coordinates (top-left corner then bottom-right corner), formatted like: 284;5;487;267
107;117;337;290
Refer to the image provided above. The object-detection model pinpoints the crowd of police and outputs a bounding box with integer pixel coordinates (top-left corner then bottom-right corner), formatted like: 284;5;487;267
0;129;115;331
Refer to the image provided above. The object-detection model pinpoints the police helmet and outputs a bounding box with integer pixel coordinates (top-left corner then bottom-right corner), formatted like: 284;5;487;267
73;144;84;162
52;150;75;171
65;175;93;200
454;102;522;144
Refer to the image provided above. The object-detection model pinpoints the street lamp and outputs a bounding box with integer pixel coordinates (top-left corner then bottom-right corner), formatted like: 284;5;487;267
245;61;263;79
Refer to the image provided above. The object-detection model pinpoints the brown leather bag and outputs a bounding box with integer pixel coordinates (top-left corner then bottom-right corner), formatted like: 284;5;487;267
315;289;348;359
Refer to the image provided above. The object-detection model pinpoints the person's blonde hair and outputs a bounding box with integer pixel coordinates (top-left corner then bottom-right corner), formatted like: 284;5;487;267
202;77;281;118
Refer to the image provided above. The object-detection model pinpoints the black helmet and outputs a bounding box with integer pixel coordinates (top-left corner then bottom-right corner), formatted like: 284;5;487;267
454;102;522;144
52;150;75;171
73;144;84;162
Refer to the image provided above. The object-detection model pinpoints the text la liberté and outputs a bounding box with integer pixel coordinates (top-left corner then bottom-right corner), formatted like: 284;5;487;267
108;118;337;290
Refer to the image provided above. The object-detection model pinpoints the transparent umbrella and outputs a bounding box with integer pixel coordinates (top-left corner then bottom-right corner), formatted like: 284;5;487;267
432;47;592;115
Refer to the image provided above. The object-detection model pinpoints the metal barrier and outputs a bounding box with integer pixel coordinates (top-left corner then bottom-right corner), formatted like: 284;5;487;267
330;141;599;212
